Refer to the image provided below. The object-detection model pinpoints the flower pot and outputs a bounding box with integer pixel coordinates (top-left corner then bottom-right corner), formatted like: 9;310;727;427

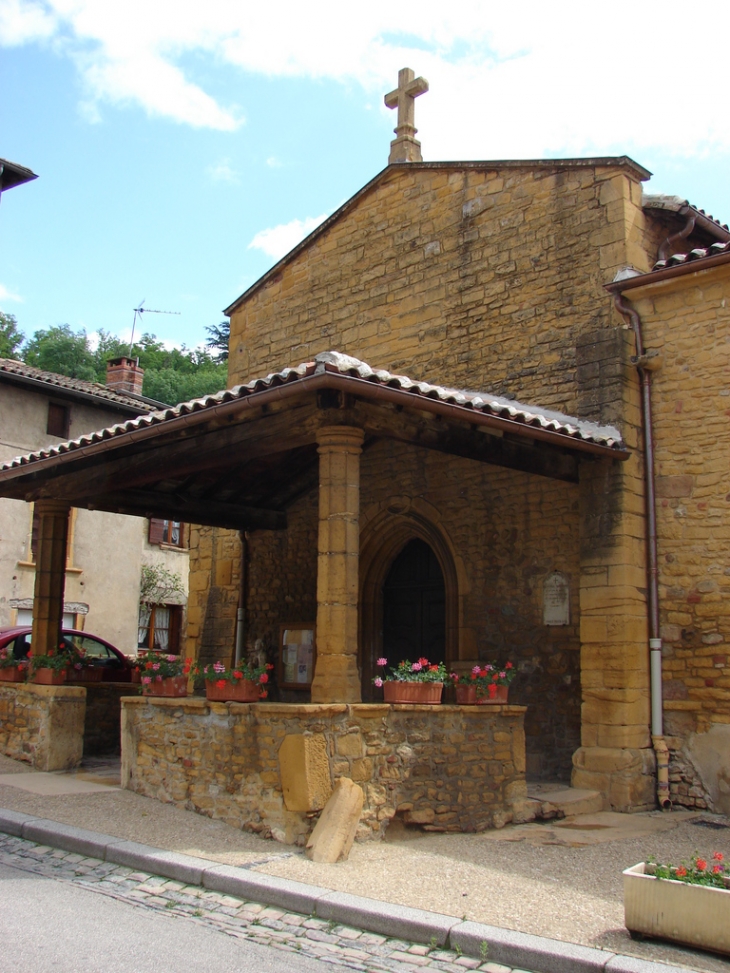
67;667;104;683
383;681;443;704
142;675;188;698
0;666;27;683
32;668;67;686
477;685;509;704
624;862;730;955
131;669;141;684
205;679;260;702
455;684;477;704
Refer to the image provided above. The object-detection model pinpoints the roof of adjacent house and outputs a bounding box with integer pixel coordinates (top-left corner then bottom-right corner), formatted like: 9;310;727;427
0;358;163;414
0;351;625;478
607;239;730;292
0;158;38;192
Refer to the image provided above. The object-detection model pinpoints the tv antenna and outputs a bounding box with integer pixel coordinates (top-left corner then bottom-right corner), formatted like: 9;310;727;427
129;299;181;355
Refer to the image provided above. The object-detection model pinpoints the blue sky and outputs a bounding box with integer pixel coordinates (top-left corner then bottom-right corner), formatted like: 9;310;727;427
1;1;729;352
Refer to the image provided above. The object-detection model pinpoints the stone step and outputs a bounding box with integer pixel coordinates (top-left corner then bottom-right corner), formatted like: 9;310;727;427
523;782;604;820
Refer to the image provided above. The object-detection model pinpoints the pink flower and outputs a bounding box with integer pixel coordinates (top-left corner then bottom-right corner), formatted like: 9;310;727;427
472;665;481;674
152;663;160;671
499;672;506;679
411;662;422;671
376;658;387;667
213;661;226;673
155;674;163;682
374;677;383;688
141;676;152;685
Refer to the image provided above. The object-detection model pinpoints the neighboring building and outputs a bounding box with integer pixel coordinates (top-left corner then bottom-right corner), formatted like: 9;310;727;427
0;357;188;653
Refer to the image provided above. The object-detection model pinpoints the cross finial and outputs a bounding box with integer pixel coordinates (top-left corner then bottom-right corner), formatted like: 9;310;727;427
384;67;429;164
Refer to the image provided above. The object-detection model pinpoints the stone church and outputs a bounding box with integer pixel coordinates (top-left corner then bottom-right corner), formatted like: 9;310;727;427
2;70;729;825
186;70;730;814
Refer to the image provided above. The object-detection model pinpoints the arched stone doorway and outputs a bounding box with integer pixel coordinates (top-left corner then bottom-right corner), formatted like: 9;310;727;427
382;539;446;664
359;504;460;700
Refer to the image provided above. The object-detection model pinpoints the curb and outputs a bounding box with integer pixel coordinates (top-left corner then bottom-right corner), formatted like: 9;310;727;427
0;807;692;973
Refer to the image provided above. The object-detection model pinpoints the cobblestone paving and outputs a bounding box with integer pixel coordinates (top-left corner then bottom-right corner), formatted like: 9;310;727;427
0;833;531;973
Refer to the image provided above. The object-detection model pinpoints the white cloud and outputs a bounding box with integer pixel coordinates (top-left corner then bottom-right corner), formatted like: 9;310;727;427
0;283;23;303
266;156;282;168
207;158;239;183
248;214;329;260
1;1;729;157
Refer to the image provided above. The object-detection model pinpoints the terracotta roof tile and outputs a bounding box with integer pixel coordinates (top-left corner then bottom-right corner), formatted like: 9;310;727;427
653;239;730;271
0;358;159;412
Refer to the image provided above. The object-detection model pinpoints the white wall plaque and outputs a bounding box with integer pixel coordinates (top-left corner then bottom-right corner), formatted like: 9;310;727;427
543;571;570;626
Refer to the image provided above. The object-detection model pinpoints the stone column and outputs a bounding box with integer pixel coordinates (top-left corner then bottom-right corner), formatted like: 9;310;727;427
311;426;364;703
573;454;655;811
31;499;70;660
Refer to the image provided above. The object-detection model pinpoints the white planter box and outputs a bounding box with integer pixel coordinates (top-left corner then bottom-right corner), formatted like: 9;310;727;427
623;862;730;956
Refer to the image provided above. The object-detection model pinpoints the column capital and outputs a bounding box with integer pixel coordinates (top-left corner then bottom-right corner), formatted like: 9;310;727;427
316;426;364;452
33;498;71;516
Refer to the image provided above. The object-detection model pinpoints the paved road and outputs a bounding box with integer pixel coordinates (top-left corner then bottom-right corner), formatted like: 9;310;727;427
0;859;334;973
0;834;504;973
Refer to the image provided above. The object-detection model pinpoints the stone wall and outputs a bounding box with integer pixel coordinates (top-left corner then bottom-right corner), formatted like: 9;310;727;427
121;698;527;842
618;264;730;808
0;683;85;771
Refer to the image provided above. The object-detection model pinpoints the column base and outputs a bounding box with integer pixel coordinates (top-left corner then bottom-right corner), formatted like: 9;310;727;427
572;745;656;812
310;654;361;703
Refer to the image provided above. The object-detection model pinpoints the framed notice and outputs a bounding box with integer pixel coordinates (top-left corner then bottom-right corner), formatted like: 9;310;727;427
279;624;316;690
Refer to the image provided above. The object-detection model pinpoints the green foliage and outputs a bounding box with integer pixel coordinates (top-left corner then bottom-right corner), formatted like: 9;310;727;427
205;320;230;362
8;318;229;406
0;312;24;359
140;564;185;605
23;324;98;381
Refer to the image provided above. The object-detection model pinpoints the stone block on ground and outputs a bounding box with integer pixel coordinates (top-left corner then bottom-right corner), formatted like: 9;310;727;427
279;732;332;812
306;776;363;862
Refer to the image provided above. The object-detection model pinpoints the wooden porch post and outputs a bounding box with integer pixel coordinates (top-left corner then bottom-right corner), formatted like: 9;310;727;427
31;499;70;659
311;426;364;703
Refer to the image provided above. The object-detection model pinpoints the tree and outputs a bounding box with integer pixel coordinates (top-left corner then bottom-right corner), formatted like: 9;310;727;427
0;312;24;359
23;324;97;381
205;320;230;362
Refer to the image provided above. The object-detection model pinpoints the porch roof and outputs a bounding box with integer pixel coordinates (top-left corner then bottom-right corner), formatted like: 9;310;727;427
0;352;627;532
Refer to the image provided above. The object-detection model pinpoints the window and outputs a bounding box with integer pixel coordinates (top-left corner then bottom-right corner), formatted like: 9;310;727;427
47;402;70;438
148;518;186;548
138;604;182;653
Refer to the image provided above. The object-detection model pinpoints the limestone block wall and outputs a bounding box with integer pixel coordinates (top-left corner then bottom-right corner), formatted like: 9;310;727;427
0;683;86;771
121;698;527;842
228;162;652;417
623;265;730;810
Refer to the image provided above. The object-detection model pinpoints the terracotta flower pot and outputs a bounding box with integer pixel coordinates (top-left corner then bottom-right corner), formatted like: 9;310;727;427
205;679;260;702
0;666;27;683
32;668;67;686
131;669;141;684
67;667;104;683
383;681;443;704
455;684;477;704
477;684;509;704
142;675;188;697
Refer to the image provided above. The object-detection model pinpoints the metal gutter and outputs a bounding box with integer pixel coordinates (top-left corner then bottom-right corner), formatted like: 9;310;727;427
0;369;628;487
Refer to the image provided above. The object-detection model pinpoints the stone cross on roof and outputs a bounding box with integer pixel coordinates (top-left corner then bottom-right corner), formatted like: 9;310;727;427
384;67;429;164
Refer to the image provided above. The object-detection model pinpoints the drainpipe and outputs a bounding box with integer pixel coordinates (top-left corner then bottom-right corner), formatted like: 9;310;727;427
612;293;671;810
658;210;696;262
234;531;249;665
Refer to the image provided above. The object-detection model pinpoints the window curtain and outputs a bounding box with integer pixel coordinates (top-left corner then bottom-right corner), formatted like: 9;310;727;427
138;605;152;647
153;606;170;651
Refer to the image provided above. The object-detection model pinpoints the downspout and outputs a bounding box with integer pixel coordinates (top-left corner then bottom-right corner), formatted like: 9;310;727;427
613;293;671;809
234;531;249;665
658;210;696;262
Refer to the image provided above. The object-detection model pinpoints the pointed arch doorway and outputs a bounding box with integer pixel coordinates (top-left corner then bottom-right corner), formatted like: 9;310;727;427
359;510;459;700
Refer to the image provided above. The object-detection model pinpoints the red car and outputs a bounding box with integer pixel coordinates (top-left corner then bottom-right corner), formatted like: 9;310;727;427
0;627;133;682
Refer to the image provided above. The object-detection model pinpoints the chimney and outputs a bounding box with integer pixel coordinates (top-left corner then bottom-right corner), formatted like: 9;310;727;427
106;356;144;395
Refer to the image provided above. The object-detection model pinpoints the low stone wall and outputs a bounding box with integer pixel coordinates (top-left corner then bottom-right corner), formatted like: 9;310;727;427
121;699;527;844
0;683;86;771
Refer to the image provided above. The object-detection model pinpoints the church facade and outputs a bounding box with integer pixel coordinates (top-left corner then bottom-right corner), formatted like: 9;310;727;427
184;151;730;814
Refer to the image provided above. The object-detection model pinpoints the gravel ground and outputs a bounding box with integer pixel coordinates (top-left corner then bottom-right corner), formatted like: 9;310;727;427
1;754;728;973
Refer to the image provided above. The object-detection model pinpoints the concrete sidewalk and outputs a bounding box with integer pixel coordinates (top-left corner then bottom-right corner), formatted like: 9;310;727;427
1;754;728;973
